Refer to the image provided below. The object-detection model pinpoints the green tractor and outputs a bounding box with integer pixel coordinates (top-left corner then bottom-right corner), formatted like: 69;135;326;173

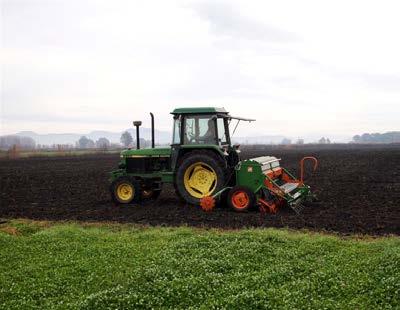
110;107;317;213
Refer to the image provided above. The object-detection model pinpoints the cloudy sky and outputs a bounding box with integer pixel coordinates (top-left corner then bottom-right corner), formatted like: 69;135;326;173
1;0;399;141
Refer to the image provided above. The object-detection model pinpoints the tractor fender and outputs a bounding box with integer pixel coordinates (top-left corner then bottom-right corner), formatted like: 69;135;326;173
171;145;227;171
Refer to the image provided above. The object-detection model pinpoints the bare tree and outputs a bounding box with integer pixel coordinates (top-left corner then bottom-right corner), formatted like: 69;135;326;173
78;136;95;149
96;137;110;150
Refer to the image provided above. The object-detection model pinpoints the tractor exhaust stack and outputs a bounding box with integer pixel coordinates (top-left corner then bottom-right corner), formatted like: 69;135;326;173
133;121;142;149
150;112;155;148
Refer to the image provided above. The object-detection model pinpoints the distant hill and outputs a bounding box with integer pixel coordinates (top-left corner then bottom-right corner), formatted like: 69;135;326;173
352;131;400;143
15;128;172;146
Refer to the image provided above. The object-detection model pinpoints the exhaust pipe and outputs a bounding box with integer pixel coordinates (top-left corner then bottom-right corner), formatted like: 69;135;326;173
150;112;155;148
133;121;142;149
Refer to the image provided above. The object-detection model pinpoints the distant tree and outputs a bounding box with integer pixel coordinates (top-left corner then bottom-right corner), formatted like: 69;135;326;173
326;138;331;144
88;140;95;148
78;136;89;148
353;135;361;143
361;133;372;143
318;137;326;144
0;135;35;150
352;131;400;143
296;138;304;145
78;136;95;148
96;137;110;150
120;131;133;147
20;136;36;149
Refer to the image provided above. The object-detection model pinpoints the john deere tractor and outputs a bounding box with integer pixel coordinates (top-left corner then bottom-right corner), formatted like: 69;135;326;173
110;107;317;213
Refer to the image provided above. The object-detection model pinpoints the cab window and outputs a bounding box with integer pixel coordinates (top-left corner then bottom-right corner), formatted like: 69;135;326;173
217;118;227;144
184;115;217;144
172;116;181;144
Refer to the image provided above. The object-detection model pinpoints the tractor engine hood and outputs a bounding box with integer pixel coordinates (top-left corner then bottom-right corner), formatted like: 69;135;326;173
121;147;171;158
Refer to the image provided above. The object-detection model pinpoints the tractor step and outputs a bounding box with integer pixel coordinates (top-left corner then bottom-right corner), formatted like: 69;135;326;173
279;182;299;194
289;199;306;214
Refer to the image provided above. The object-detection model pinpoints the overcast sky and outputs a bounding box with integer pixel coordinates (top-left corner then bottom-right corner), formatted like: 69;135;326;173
1;0;399;141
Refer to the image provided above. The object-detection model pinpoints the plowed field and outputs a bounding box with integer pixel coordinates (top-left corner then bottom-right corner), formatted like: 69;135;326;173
1;145;399;235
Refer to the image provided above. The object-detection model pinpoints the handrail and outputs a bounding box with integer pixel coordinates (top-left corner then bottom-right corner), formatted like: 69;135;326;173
300;156;318;184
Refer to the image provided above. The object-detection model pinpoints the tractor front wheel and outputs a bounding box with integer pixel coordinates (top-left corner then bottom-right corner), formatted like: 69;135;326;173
176;151;226;205
110;177;141;204
227;186;256;212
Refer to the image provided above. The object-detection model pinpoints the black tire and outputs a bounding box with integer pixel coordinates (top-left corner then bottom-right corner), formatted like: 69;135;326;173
227;186;256;212
110;177;141;204
175;150;226;205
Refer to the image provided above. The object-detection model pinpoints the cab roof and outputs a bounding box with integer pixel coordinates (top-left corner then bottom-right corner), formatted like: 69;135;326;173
171;107;228;114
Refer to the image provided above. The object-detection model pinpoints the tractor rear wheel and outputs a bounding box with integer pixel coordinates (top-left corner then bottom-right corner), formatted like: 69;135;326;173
110;177;141;204
227;186;256;212
176;151;226;205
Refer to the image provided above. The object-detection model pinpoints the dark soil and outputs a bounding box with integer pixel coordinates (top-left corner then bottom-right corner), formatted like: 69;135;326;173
1;145;399;235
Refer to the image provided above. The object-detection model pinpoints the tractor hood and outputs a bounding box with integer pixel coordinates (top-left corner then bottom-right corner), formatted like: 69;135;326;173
121;147;171;158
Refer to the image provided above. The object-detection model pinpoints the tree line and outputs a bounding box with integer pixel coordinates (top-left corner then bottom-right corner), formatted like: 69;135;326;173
76;131;148;149
0;131;149;150
2;130;399;150
0;135;36;150
352;131;400;143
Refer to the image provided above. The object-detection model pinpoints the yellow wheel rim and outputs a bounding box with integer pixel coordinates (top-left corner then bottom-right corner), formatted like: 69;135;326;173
116;182;134;202
183;162;218;199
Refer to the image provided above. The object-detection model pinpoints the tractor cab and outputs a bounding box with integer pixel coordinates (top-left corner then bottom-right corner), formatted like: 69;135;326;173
169;107;255;169
171;107;231;147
